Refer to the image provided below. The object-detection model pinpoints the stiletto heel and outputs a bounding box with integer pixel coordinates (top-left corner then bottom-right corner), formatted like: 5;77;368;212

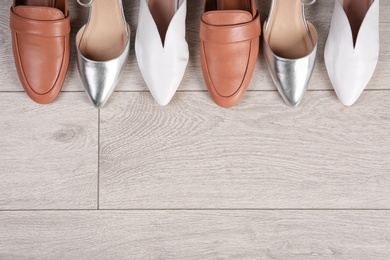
76;0;130;108
263;0;317;107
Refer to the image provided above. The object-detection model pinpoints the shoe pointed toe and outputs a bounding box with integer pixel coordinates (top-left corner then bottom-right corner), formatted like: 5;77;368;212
147;78;179;106
262;0;318;108
89;96;105;109
279;84;305;107
135;0;189;106
136;56;188;106
76;26;130;108
274;63;314;107
82;76;113;109
327;65;371;107
77;62;116;108
135;48;188;106
334;87;360;107
150;89;174;106
325;40;378;107
264;41;317;107
75;0;131;108
324;0;380;106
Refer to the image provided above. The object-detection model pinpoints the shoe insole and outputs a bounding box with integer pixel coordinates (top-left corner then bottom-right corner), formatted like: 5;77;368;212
78;0;128;61
16;0;55;7
266;0;315;59
148;0;183;46
16;0;66;13
216;0;250;12
344;0;372;46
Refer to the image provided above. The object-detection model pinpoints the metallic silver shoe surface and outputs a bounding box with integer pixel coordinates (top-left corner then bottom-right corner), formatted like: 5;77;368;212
263;1;318;107
76;26;130;108
263;25;317;107
76;0;130;108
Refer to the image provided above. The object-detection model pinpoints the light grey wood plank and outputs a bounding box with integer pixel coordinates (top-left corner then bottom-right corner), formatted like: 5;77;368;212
0;210;389;259
100;91;390;209
0;0;389;92
0;93;98;209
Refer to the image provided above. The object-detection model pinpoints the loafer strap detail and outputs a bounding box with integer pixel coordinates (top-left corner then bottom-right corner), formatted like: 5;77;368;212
200;12;261;44
10;8;70;38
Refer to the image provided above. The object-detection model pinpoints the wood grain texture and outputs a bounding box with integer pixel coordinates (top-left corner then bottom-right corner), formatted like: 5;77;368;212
100;91;390;209
0;210;390;259
0;0;389;92
0;93;98;209
0;1;390;257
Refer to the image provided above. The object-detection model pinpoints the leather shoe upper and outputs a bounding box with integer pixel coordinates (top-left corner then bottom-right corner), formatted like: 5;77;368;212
10;1;70;104
324;0;380;106
135;0;189;106
200;0;261;108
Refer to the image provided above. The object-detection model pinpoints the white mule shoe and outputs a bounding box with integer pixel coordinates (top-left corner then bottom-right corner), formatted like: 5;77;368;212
325;0;380;106
76;0;130;108
135;0;189;106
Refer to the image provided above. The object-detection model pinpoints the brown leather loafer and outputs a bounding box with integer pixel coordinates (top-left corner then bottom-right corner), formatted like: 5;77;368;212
10;0;70;104
200;0;261;108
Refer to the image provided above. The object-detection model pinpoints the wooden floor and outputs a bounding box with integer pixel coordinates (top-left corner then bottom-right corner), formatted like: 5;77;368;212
1;0;390;259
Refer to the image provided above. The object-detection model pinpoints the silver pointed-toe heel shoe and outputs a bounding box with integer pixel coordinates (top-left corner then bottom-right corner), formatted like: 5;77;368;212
76;0;130;108
263;0;317;107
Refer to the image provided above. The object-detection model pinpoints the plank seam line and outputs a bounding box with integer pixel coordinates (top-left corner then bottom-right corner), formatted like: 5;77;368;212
97;108;100;210
1;209;390;212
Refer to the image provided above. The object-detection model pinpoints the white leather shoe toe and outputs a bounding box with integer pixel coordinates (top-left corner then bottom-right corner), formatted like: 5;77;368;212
135;0;189;106
325;0;380;106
